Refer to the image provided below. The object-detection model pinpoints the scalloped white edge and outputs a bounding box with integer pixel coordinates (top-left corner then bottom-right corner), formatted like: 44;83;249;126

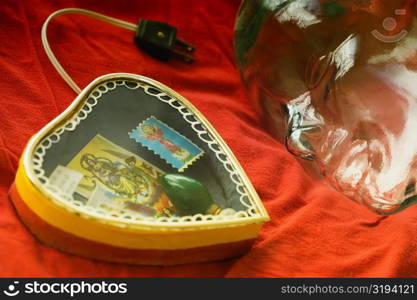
30;79;260;226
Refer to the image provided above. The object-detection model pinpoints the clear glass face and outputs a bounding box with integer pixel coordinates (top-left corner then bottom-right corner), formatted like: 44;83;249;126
235;0;417;214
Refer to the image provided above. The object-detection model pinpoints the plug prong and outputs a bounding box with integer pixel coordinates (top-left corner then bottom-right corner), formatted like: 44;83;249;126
172;49;195;63
176;38;196;52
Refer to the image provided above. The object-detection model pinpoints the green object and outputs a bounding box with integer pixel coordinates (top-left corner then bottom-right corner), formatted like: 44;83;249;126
323;1;346;18
160;174;218;216
234;0;294;66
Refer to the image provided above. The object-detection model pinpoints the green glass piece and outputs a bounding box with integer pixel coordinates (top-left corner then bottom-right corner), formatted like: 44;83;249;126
323;1;346;18
160;174;215;216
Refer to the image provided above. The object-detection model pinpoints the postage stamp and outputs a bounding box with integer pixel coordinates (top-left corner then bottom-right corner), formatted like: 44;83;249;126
128;116;204;171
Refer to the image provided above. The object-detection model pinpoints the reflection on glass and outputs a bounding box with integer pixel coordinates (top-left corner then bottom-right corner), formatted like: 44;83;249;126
235;0;417;214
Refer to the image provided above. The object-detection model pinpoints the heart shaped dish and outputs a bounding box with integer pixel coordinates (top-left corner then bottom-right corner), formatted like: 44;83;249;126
10;73;269;265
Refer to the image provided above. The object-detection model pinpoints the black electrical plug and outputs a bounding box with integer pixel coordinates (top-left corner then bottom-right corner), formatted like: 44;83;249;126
134;19;196;63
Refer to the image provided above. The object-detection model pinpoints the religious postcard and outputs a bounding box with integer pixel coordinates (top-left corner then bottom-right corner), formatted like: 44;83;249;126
53;134;175;218
128;116;204;172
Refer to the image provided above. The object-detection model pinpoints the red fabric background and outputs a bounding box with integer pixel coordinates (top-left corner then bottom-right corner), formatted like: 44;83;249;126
1;0;417;278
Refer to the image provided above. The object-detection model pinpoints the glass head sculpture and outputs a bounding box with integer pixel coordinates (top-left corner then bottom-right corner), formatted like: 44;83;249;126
235;0;417;214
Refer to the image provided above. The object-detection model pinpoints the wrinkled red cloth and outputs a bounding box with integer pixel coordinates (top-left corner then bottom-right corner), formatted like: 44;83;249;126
1;0;417;278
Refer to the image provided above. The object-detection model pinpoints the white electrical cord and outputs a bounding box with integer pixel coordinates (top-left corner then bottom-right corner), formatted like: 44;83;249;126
41;8;138;94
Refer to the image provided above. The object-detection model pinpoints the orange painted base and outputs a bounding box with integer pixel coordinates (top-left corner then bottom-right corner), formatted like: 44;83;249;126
9;183;254;266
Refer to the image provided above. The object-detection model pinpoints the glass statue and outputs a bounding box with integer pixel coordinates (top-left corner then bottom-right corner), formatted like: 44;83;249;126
235;0;417;214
